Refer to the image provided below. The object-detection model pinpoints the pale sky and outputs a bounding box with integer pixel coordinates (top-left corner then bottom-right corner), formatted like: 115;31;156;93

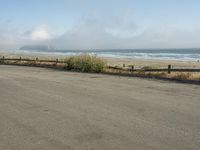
0;0;200;50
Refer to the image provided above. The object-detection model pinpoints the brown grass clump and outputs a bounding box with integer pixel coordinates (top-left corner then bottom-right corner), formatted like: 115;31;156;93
145;72;167;78
168;72;200;81
170;72;192;80
142;66;158;70
145;72;200;81
64;54;106;73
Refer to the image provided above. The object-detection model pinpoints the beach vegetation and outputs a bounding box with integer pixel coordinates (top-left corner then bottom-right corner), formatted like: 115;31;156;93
64;54;106;73
172;72;192;80
142;66;158;70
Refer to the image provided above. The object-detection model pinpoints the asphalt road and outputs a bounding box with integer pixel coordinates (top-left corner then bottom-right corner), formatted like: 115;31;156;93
0;65;200;150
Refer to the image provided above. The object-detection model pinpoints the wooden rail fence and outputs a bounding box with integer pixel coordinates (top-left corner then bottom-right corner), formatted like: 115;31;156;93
1;56;200;74
0;56;65;63
108;66;200;74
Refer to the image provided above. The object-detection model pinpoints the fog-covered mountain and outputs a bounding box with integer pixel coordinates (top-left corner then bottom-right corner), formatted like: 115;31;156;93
19;45;56;51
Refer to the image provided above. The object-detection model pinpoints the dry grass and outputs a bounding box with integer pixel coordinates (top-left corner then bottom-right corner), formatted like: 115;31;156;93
139;72;200;81
168;72;200;80
171;73;192;80
145;72;167;78
106;65;200;81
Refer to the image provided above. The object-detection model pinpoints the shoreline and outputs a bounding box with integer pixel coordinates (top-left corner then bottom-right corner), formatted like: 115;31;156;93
1;51;200;68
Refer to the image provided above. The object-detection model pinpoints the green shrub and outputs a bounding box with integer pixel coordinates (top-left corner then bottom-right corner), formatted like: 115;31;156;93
65;57;76;70
142;66;157;70
64;54;106;73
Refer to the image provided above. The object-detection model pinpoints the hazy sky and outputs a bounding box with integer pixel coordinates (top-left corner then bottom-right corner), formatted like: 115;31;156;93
0;0;200;50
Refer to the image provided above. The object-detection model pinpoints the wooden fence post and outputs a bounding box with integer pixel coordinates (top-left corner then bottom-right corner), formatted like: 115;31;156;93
168;65;171;74
131;65;134;72
2;56;5;64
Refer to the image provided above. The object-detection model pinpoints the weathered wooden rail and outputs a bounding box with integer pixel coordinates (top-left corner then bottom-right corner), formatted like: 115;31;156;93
1;57;200;74
108;66;200;72
107;65;200;74
0;57;65;63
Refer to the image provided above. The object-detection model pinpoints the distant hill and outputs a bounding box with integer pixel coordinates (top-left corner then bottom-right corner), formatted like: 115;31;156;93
19;45;55;51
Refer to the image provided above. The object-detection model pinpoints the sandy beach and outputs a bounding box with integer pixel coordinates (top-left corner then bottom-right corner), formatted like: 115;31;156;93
1;51;200;68
0;65;200;150
106;57;200;68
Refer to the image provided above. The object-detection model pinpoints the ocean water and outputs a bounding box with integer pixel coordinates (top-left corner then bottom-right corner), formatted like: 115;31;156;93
18;49;200;61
